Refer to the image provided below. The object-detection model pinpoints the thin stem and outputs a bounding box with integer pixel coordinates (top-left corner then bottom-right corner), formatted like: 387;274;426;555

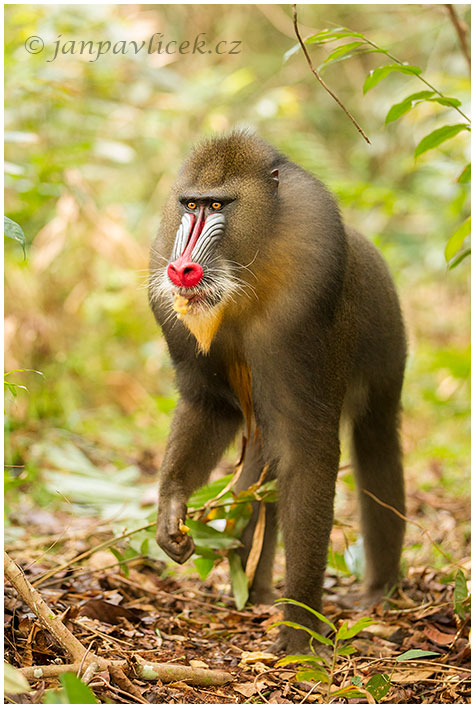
445;4;471;76
363;38;471;123
292;4;371;144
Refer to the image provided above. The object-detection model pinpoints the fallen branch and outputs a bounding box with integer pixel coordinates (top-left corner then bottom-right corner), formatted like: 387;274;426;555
135;657;232;686
5;551;233;690
4;551;88;664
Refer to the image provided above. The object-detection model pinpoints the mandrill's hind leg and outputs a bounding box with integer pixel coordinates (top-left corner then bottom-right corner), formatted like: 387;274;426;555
235;434;277;605
351;385;405;603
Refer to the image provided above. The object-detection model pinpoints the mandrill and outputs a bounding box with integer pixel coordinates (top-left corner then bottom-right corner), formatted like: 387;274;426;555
149;131;406;652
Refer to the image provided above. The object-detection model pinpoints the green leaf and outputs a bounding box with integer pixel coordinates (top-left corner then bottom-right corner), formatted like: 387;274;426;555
275;598;336;631
414;123;470;158
228;551;249;610
445;217;470;262
428;96;462;108
4;216;26;257
4;663;31;694
60;673;99;703
458;163;471;183
188;473;234;508
318;41;366;70
344;537;365;581
271;620;333;646
395;649;440;662
185;519;239;550
385;91;435;123
336;643;357;656
454;569;469;619
448;248;470;269
363;64;422;94
276;653;329;667
366;673;391;701
330;685;366;699
306;28;364;45
194;556;215;580
336;617;373;640
296;667;330;683
109;546;130;577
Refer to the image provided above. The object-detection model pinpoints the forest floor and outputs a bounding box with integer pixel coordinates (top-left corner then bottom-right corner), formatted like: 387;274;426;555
4;460;471;705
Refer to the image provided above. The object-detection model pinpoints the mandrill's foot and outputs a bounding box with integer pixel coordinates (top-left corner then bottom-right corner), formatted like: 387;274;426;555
336;584;397;610
249;586;277;606
156;498;195;564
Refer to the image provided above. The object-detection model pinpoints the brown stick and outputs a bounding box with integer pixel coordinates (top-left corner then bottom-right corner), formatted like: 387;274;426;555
134;657;232;687
4;551;88;663
292;4;371;144
445;4;471;75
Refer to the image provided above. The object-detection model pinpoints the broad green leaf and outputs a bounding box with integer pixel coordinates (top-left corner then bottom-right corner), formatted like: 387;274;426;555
228;551;249;610
306;28;365;45
276;653;329;667
271;620;333;646
185;519;239;550
385;91;435;123
188;473;234;508
395;649;440;661
458;163;471;183
194;556;214;580
414;123;470;158
336;617;373;640
454;569;469;619
296;667;330;683
275;598;336;631
4;663;31;694
445;217;470;262
4;216;26;257
60;673;99;703
363;64;421;94
366;673;391;701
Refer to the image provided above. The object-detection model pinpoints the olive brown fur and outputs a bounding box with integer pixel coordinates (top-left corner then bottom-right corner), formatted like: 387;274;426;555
149;131;406;653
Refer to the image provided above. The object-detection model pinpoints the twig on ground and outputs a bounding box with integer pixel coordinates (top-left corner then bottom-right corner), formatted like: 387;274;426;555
291;4;371;144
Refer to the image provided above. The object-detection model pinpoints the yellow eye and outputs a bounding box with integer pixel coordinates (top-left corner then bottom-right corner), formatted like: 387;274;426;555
187;201;197;210
211;201;222;210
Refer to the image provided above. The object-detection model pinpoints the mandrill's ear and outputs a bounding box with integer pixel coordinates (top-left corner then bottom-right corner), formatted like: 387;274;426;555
271;168;279;187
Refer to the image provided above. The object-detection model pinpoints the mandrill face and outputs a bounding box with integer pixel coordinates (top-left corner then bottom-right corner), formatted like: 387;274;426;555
149;133;281;352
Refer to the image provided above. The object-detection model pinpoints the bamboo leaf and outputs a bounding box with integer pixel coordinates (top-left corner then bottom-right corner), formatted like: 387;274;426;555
228;551;249;610
385;91;435;123
363;64;421;94
445;217;470;262
414;124;470;158
458;163;471;183
395;649;440;661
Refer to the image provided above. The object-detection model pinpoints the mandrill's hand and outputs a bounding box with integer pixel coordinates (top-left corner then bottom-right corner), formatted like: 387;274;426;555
156;498;195;564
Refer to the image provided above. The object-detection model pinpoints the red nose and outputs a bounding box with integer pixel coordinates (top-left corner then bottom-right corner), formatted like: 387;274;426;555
167;260;203;288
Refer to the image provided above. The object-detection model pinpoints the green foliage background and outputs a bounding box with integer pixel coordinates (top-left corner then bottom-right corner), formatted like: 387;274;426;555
5;5;470;570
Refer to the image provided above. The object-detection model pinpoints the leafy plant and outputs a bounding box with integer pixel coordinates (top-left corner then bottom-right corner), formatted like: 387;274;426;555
453;569;470;620
272;598;377;701
291;24;470;267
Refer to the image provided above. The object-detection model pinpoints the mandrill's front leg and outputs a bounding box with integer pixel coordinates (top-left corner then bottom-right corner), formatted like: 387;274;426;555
156;396;242;563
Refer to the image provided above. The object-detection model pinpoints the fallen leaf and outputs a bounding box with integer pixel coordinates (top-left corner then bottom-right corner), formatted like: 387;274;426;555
80;599;141;625
424;624;456;646
391;669;435;684
240;650;276;665
233;681;267;698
